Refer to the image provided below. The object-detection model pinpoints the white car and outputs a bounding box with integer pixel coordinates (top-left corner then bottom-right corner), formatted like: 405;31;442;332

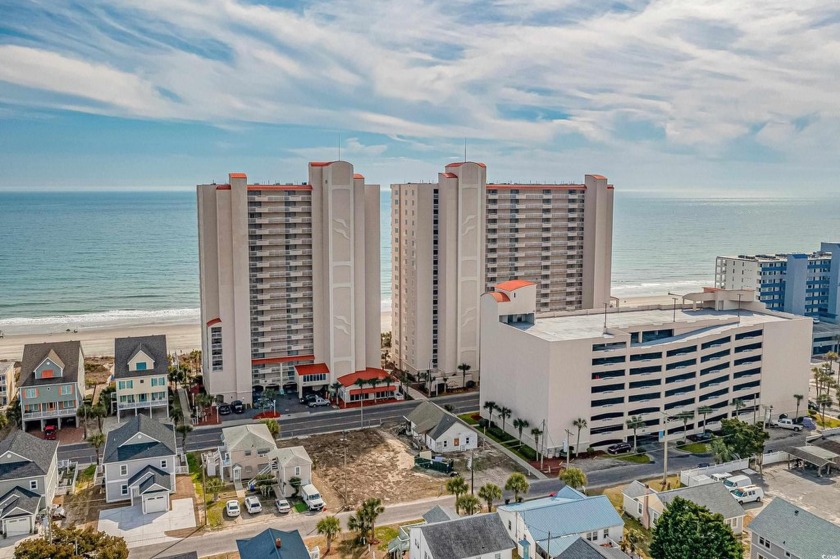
275;498;291;514
731;485;764;504
244;496;262;514
308;396;331;407
225;499;241;517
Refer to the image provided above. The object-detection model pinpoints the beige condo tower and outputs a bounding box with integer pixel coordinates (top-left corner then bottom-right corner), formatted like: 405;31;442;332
197;161;381;404
391;163;613;390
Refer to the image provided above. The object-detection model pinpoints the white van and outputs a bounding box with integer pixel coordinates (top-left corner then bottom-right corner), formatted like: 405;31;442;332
711;472;731;482
723;475;752;492
301;483;325;511
731;485;763;504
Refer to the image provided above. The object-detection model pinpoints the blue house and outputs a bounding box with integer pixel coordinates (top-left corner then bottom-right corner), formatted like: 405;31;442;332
236;528;316;559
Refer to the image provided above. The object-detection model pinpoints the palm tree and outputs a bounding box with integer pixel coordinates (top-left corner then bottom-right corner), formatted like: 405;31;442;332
317;515;341;554
626;415;645;452
530;426;543;462
446;476;468;513
329;381;343;403
794;394;804;420
170;405;184;426
817;394;834;427
732;398;745;419
353;377;367;412
361;498;385;543
367;377;381;403
813;366;827;399
205;476;224;502
697;405;713;431
825;351;839;387
559;466;587;490
572;418;587;458
483;401;497;427
77;403;93;439
87;432;105;465
90;403;107;433
710;438;735;464
676;410;694;442
261;419;280;439
499;407;512;434
504;472;529;503
477;483;502;512
176;423;193;448
512;418;529;446
457;363;472;388
456;494;481;515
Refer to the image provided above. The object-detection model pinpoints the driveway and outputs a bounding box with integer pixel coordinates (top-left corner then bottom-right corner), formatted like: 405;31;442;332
97;498;197;548
751;464;840;524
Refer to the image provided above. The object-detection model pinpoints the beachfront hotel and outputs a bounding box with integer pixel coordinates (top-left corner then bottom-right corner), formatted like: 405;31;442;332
197;161;381;405
479;284;811;454
390;163;613;390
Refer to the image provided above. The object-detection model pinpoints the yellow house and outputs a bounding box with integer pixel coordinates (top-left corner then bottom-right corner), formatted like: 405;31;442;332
114;335;169;420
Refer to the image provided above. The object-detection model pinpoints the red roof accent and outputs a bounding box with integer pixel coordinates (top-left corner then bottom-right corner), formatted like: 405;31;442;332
703;287;722;293
229;173;247;179
353;173;365;180
215;184;231;190
496;279;536;291
489;292;511;303
294;363;330;376
590;174;607;180
206;318;221;327
309;162;334;167
607;185;615;190
349;385;399;396
338;367;393;387
486;184;585;190
251;354;315;366
247;185;313;191
441;172;457;178
445;162;486;168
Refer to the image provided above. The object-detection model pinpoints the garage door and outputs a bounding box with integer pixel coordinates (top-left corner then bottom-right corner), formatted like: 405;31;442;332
143;494;168;514
5;517;30;536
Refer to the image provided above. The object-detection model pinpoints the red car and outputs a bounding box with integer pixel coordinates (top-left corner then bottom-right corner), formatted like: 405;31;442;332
44;425;57;440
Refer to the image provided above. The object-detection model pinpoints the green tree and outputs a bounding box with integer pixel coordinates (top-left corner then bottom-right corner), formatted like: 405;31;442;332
14;525;128;559
825;351;839;387
573;418;587;457
261;419;280;439
710;438;735;464
530;426;543;462
499;406;512;434
817;393;834;427
456;493;481;515
169;405;184;426
626;415;645;452
90;403;108;433
649;497;743;559
719;418;768;468
504;472;529;503
793;394;804;419
329;381;343;403
457;363;471;388
76;403;93;439
512;418;529;446
676;410;695;443
559;467;587;490
732;398;745;418
87;432;105;465
483;401;497;426
317;515;341;554
477;482;502;512
176;423;193;448
205;476;224;501
346;511;370;544
361;498;385;542
446;476;469;513
289;476;302;497
697;406;713;431
5;397;21;428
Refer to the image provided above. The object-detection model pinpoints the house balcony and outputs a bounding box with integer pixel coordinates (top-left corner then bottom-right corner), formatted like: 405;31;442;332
117;398;168;411
22;406;78;420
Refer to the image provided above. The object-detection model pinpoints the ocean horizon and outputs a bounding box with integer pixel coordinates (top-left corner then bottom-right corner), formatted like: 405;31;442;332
1;190;839;335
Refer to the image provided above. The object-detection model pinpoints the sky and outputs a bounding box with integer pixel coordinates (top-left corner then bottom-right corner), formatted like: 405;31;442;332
1;0;839;193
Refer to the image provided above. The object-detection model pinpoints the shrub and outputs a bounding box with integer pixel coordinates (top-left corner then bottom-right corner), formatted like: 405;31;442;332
471;413;481;421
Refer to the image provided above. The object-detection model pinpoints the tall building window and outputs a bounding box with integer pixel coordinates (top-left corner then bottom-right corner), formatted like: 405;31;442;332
211;326;223;371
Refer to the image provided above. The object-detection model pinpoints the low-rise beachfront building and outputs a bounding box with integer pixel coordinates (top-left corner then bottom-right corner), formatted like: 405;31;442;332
0;431;59;537
408;512;514;559
18;341;85;431
405;401;478;453
479;283;812;453
0;360;15;408
114;335;169;420
330;367;402;408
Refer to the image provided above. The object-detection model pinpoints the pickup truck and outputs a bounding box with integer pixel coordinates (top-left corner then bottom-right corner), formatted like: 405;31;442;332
770;418;802;431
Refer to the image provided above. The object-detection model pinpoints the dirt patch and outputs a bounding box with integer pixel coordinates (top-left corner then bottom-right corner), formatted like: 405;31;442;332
63;482;122;529
85;357;113;386
279;427;447;510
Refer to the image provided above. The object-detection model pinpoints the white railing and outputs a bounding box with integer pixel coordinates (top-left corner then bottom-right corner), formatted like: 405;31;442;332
23;408;76;420
117;399;168;410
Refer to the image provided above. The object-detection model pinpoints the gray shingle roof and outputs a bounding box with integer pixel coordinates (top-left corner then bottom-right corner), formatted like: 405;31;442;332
103;414;177;464
422;505;459;524
19;341;83;387
428;414;460;439
406;401;447;434
557;538;631;559
622;480;648;499
657;483;744;520
114;335;168;379
417;513;514;558
0;487;43;519
128;465;172;494
0;431;58;482
748;498;840;558
236;528;310;559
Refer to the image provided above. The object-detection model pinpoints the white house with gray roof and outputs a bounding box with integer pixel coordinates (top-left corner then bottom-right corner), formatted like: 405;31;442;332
18;341;85;431
114;335;170;420
748;498;840;559
0;431;58;537
405;401;478;453
102;414;178;513
498;487;624;558
408;512;514;559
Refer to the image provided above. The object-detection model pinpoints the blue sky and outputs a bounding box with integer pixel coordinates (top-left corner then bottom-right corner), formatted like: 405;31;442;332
1;0;839;192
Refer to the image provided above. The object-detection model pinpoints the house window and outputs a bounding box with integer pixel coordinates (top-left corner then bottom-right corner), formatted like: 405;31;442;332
294;466;301;476
60;385;72;396
465;437;470;445
602;529;608;539
638;502;643;515
161;459;167;469
245;450;252;456
495;554;501;559
585;531;598;541
453;438;460;446
29;480;37;490
508;520;512;530
758;537;771;549
443;440;447;448
121;484;128;496
24;388;37;399
120;465;128;476
136;362;147;371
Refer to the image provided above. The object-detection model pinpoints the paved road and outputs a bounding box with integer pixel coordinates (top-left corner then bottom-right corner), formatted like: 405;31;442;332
58;393;480;463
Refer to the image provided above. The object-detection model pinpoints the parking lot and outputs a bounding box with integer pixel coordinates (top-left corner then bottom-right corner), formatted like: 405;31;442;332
748;463;840;525
219;390;336;422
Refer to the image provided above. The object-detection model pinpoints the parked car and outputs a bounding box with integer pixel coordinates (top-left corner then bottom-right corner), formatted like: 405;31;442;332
218;404;232;415
731;485;763;504
697;462;711;468
808;400;819;412
308;396;331;408
231;400;245;414
711;472;732;482
606;442;632;455
44;425;57;440
723;475;752;492
688;431;713;442
301;483;325;511
801;417;817;430
275;498;291;514
244;496;262;514
770;417;802;431
299;393;318;405
225;500;241;517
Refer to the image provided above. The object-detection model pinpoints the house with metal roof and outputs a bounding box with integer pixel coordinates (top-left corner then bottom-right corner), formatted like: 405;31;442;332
114;335;170;420
102;414;178;513
408;512;514;559
405;401;478;453
748;498;840;559
622;480;745;534
18;341;85;432
235;527;318;559
0;431;58;537
497;487;624;558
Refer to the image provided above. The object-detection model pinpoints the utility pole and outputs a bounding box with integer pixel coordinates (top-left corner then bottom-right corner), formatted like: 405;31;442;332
662;414;670;488
540;419;546;471
469;447;475;495
202;466;208;526
341;431;348;505
564;429;572;469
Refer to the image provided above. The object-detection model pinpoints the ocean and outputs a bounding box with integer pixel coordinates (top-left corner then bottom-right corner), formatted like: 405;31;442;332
1;190;838;334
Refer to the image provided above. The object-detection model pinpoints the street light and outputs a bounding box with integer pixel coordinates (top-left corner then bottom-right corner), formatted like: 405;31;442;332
661;412;672;488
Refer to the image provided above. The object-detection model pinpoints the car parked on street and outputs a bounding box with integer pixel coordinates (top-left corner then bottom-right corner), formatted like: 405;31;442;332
299;393;319;405
218;404;232;415
770;417;803;431
687;431;713;442
607;442;632;455
275;498;291;514
231;400;245;414
244;496;262;514
225;500;241;517
308;396;331;408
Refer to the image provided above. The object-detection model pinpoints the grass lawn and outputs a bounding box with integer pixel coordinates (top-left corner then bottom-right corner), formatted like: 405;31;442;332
294;501;309;513
643;474;682;492
816;415;840;428
374;525;400;552
677;442;709;454
615;453;651;464
78;464;96;484
458;413;479;426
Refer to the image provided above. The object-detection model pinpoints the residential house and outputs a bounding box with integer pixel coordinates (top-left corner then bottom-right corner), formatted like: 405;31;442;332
622;480;744;534
102;414;178;513
497;487;624;558
408;513;514;559
0;431;59;537
388;505;459;555
748;498;840;559
0;361;15;407
236;527;319;559
405;401;478;453
274;446;313;498
114;335;170;420
554;538;631;559
18;341;85;431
